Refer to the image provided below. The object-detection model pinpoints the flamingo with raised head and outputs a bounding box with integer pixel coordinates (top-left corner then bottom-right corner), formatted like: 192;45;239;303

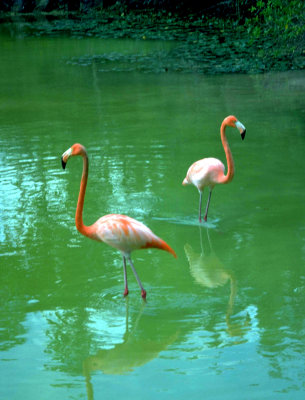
61;143;176;299
182;115;246;222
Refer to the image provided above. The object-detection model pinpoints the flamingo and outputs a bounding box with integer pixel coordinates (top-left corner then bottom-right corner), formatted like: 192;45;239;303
182;115;246;222
61;143;176;299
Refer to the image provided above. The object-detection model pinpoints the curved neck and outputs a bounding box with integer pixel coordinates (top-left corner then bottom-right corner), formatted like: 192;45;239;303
75;152;93;238
220;121;234;184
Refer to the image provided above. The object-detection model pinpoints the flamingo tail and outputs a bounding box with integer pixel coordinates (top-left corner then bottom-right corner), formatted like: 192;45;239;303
142;238;177;258
182;177;189;185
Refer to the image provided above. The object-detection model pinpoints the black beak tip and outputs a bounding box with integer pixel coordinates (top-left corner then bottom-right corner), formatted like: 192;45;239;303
61;157;66;170
241;130;246;140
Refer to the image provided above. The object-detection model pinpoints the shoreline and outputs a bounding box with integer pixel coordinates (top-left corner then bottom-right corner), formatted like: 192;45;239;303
0;10;304;74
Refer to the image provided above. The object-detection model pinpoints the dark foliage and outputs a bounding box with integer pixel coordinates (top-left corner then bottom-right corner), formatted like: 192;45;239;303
0;0;256;17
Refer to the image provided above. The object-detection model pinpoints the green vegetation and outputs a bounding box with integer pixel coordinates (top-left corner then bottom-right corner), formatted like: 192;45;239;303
0;0;304;73
244;0;305;69
246;0;304;42
242;0;305;70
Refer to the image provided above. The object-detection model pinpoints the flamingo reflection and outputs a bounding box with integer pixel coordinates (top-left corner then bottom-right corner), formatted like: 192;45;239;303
184;227;248;336
83;300;178;400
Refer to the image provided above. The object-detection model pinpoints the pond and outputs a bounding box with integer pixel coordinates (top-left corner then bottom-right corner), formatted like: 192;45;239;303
0;30;305;400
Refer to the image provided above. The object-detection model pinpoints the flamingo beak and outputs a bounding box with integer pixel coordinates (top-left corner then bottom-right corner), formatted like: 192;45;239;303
61;157;66;170
61;148;72;169
235;121;246;140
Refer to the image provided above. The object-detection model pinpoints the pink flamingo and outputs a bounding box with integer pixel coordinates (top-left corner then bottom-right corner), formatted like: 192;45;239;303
182;115;246;222
61;143;176;299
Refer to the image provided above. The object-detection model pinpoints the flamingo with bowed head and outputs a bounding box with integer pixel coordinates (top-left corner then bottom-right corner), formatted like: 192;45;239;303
61;143;176;299
182;115;246;222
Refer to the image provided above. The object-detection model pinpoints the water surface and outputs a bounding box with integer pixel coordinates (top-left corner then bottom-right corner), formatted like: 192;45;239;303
0;32;305;399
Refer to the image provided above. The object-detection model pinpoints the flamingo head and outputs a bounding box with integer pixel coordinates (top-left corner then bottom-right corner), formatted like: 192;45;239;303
61;143;87;169
224;115;246;140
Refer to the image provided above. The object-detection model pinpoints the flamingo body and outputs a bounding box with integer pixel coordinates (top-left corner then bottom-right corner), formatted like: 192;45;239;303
183;115;246;222
183;157;225;191
92;214;176;257
61;143;176;299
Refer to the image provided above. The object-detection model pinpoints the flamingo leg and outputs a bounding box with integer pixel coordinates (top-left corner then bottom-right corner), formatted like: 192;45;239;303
198;191;203;223
127;256;146;299
123;256;129;296
204;190;212;222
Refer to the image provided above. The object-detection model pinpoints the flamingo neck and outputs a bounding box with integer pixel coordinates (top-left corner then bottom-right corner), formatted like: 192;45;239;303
75;152;94;238
220;120;234;184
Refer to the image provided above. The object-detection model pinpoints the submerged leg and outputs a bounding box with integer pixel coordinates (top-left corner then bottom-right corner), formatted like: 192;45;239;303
204;190;212;222
198;191;203;223
122;256;129;296
127;256;146;299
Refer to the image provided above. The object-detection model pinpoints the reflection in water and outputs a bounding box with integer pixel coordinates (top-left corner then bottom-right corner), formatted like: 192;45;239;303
83;300;178;400
184;226;249;337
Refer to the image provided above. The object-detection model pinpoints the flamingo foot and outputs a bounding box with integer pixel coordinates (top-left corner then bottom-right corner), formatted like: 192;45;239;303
141;289;147;299
124;288;129;297
204;215;207;222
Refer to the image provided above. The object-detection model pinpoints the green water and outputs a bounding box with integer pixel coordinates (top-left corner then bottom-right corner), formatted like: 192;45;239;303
0;31;305;400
